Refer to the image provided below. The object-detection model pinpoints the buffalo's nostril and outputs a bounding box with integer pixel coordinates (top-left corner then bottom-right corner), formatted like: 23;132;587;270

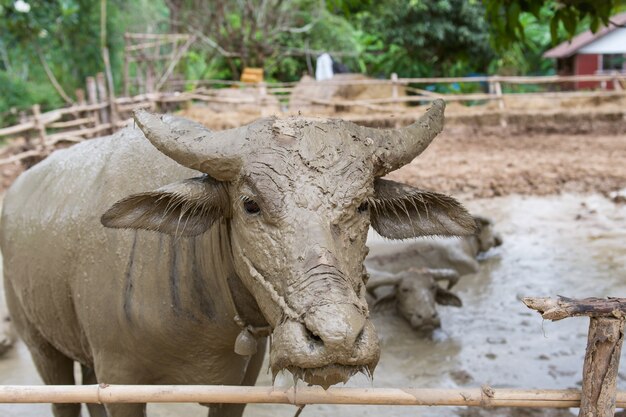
431;313;437;318
308;331;323;343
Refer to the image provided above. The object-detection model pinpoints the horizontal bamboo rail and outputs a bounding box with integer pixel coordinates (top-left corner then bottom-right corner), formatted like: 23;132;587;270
1;385;626;408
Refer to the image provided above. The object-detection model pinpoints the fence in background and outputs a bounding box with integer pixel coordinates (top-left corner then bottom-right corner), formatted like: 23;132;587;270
1;73;625;166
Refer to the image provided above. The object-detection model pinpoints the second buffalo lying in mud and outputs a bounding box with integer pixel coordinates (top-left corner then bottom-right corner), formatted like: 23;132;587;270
367;267;462;331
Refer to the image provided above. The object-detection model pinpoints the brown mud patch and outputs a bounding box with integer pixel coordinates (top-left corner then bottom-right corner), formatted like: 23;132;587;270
387;126;626;199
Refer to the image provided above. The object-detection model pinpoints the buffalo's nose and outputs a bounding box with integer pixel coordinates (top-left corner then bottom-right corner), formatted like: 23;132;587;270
494;234;503;247
411;313;441;330
304;303;366;352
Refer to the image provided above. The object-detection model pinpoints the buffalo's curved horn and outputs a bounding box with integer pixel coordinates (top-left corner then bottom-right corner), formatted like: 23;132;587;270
134;110;244;181
428;268;461;290
362;99;446;176
366;271;402;293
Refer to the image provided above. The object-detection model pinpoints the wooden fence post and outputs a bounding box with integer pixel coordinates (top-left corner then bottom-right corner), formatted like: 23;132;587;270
96;72;110;126
391;73;398;101
259;82;271;116
523;297;626;417
31;104;47;148
86;76;100;138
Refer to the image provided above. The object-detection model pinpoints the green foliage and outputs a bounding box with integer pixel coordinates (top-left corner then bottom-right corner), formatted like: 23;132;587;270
484;0;626;49
3;0;624;126
0;70;62;125
488;9;556;75
352;0;495;77
0;0;167;112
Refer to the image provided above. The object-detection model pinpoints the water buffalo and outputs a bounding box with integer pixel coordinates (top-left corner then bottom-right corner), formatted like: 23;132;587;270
0;316;14;357
367;267;462;331
367;215;502;276
0;99;475;417
0;261;15;357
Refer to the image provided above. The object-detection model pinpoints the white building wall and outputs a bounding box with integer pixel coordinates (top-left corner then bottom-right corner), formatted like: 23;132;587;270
579;28;626;54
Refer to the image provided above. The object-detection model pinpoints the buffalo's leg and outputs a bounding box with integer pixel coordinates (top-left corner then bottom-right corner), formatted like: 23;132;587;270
81;365;107;417
208;338;267;417
103;403;146;417
94;361;147;417
5;282;80;417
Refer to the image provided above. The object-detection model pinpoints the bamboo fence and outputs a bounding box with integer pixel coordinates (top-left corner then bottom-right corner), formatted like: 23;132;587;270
1;72;625;167
0;385;625;408
0;297;623;417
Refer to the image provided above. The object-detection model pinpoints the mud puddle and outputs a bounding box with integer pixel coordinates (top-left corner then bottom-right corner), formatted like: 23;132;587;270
0;193;624;417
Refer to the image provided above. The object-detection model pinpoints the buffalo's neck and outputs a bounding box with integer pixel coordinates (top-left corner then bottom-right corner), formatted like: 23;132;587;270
187;220;267;329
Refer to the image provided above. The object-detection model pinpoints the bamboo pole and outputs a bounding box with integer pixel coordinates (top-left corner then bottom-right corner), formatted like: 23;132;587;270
1;385;626;407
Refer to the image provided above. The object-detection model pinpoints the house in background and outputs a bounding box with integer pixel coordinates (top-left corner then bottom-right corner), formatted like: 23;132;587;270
543;12;626;89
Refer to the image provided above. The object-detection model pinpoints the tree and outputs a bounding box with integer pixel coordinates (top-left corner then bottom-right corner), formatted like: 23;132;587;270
352;0;495;77
484;0;626;50
164;0;361;81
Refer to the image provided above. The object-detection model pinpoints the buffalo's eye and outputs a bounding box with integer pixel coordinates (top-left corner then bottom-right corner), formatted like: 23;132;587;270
242;198;261;215
357;201;369;213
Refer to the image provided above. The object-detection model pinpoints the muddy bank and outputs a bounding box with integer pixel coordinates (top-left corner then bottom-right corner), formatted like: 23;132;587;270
1;193;624;417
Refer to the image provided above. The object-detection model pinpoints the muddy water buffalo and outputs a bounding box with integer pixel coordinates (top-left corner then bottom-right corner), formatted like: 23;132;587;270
367;267;462;331
0;99;475;417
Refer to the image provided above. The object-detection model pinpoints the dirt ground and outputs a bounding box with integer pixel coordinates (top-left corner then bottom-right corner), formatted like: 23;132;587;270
1;100;625;198
387;125;626;199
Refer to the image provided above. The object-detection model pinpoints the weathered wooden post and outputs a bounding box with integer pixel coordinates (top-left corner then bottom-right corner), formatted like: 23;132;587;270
31;104;47;148
257;81;272;116
96;72;110;126
523;297;626;417
391;73;398;101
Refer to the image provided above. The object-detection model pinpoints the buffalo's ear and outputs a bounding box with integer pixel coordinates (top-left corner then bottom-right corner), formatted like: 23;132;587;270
435;287;463;307
369;179;476;239
101;175;229;237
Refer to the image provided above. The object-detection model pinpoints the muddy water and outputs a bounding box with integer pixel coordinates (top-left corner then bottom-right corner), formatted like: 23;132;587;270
0;193;624;417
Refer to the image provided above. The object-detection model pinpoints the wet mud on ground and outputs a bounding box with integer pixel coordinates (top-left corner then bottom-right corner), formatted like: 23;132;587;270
0;193;624;417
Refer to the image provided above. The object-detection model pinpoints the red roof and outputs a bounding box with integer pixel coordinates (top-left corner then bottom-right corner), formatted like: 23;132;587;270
543;12;626;58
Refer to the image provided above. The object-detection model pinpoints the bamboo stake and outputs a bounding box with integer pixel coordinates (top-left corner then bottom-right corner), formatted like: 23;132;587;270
1;385;626;407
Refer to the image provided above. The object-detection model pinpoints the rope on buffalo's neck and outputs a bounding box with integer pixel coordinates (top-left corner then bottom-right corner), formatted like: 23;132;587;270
241;255;302;322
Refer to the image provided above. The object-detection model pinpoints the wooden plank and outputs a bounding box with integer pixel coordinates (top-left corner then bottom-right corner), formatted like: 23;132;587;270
48;117;96;129
96;73;110;124
0;121;36;137
523;297;626;321
45;123;113;144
